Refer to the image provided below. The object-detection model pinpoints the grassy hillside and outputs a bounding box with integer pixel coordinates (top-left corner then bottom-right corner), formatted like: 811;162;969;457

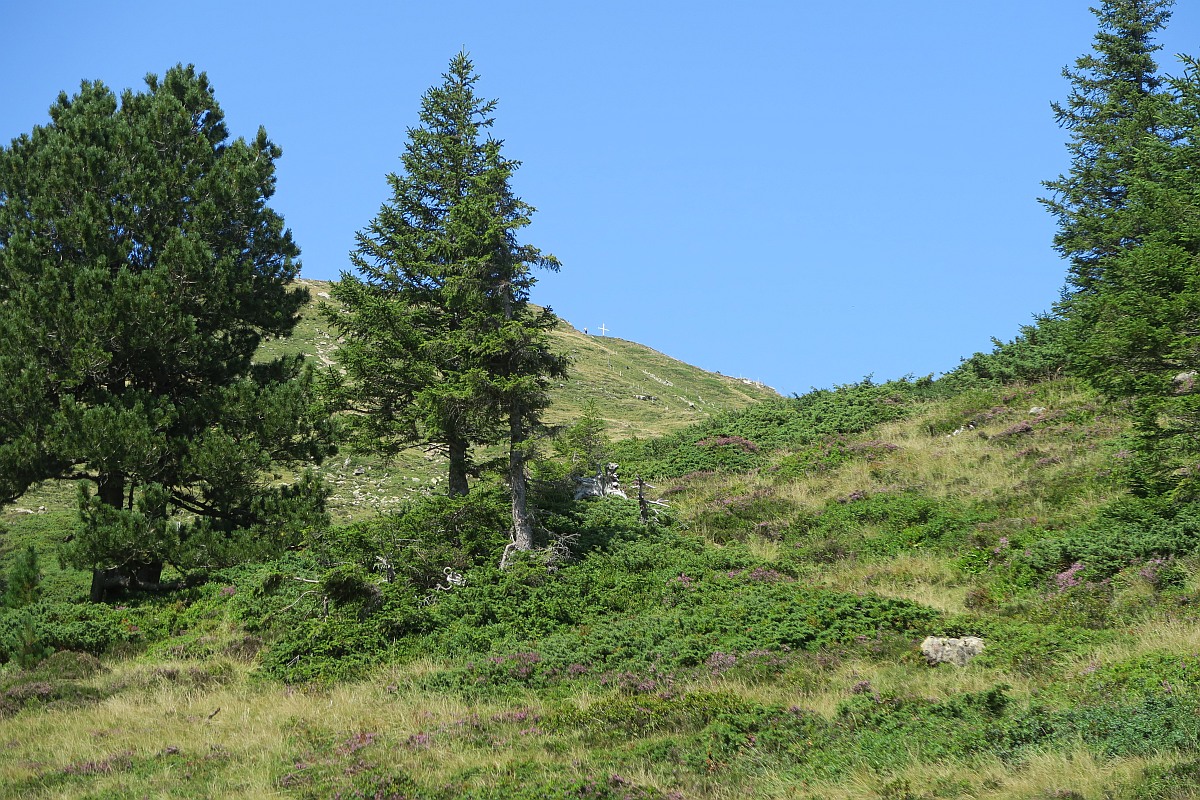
272;279;778;437
3;342;1200;797
256;279;779;520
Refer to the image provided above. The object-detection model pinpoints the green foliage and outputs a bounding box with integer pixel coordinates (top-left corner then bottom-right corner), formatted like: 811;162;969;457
311;485;511;588
967;619;1109;674
319;564;378;607
1041;0;1177;290
2;545;40;608
1023;497;1200;582
426;553;938;693
1041;2;1200;497
0;598;160;665
1120;759;1200;800
0;610;52;669
550;399;611;479
258;577;426;683
0;65;333;596
943;315;1070;388
785;492;992;564
326;53;565;513
613;378;921;479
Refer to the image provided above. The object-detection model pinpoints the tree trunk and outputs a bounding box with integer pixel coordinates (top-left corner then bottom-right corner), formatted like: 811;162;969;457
91;472;126;601
97;471;124;509
447;437;469;497
90;471;164;600
509;400;534;552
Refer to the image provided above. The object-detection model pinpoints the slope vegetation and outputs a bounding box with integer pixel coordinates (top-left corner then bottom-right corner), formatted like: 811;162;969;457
3;355;1200;799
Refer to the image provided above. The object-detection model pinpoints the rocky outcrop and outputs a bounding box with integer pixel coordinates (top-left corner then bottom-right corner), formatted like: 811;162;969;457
920;636;985;666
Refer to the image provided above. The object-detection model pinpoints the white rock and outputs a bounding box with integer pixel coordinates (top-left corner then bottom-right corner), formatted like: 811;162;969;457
921;636;985;667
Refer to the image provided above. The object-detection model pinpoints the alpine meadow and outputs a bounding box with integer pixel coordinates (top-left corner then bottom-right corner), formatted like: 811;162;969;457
7;3;1200;799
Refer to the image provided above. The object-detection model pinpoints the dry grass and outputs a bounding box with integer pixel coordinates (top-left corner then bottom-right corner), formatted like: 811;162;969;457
807;551;969;613
805;747;1156;800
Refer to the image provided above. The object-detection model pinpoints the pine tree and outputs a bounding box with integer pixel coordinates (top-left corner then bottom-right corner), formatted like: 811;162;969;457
0;66;332;600
328;53;566;554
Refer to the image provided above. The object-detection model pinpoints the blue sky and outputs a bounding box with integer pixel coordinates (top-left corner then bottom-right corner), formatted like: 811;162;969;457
3;1;1197;396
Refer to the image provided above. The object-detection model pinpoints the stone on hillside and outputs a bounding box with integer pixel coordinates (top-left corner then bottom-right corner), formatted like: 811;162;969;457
1029;406;1046;415
575;462;628;500
920;636;984;667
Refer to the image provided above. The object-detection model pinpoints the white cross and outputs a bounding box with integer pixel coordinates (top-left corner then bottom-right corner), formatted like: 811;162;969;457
597;323;609;336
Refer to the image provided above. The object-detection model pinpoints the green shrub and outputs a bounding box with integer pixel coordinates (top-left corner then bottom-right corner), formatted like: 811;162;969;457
1021;498;1200;583
310;486;510;589
1120;759;1200;800
941;316;1069;388
785;492;991;564
612;379;923;479
2;545;40;608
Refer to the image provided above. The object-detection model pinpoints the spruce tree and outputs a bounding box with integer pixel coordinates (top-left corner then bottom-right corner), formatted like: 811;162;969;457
0;66;332;600
1066;60;1200;495
1044;2;1200;495
1041;0;1177;294
328;53;566;555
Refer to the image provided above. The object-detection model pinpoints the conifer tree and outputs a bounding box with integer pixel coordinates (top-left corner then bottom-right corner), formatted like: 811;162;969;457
1066;60;1200;495
0;66;331;600
329;54;566;553
1041;0;1177;294
2;546;40;609
1044;1;1200;495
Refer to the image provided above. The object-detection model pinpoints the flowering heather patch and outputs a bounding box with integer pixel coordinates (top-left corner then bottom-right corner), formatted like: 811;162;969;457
844;439;900;460
696;435;760;453
335;732;377;755
979;406;1012;422
1140;558;1167;582
404;732;432;749
705;652;737;676
492;651;541;680
1055;561;1086;591
602;669;674;695
491;708;540;724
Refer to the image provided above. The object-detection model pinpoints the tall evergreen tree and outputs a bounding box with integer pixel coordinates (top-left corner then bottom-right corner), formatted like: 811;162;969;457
328;54;566;555
1041;0;1177;294
1066;59;1200;495
0;66;331;600
1044;1;1200;495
